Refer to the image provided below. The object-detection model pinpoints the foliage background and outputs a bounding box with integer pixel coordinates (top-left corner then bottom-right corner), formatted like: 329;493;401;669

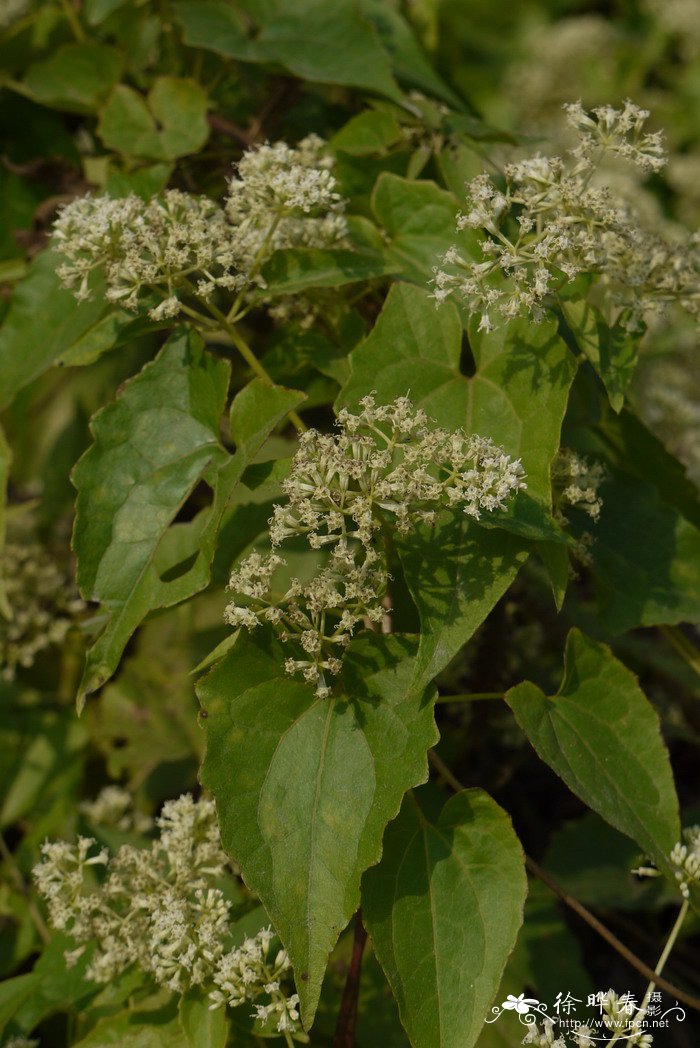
1;1;699;1047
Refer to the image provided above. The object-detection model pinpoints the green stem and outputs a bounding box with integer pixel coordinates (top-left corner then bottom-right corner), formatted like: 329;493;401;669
201;300;306;434
59;0;85;41
177;302;219;329
225;212;284;323
661;625;700;678
606;898;689;1046
58;630;83;704
435;691;503;704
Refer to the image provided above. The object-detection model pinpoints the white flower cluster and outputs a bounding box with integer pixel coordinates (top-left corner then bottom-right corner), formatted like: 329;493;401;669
1;542;85;681
523;1009;650;1048
0;0;31;30
34;795;229;992
522;1017;565;1047
564;100;666;174
634;825;700;899
433;102;700;332
79;785;153;834
225;395;525;696
600;991;652;1045
210;926;299;1034
635;350;700;485
226;134;346;280
670;825;700;899
53;191;243;320
34;794;299;1032
551;448;605;523
644;0;700;61
52;136;346;322
550;449;605;568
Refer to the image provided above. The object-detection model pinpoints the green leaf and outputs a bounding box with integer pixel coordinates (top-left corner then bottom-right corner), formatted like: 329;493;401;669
466;315;578;504
339;285;576;504
562;372;700;629
1;709;86;828
543;812;675;912
198;631;438;1026
398;516;530;692
591;475;700;632
229;376;305;448
332;109;404;155
98;78;209;161
536;539;570;612
338;283;468;420
85;0;132;25
72;329;230;706
612;411;700;527
22;44;122;114
14;934;98;1031
560;299;637;412
103;162;173;200
179;988;228;1048
0;972;39;1031
73;1012;188;1048
359;0;464;106
174;0;266;61
0;167;43;262
86;607;205;786
337;286;576;684
247;0;402;100
363;788;527;1048
0;251;129;409
371;173;479;282
257;247;390;298
76;367;305;709
475;884;593;1048
506;628;680;872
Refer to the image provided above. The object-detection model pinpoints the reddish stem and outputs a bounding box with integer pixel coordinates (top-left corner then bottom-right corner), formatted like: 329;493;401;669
333;910;368;1048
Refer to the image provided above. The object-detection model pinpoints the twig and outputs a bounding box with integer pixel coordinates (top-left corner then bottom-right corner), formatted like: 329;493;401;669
333;910;368;1048
427;749;700;1012
661;625;700;678
59;0;85;41
207;113;254;148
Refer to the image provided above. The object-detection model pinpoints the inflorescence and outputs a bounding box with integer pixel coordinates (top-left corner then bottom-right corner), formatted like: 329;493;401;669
225;395;525;697
551;448;605;567
79;785;153;834
433;101;700;332
52;135;346;323
634;824;700;900
33;794;299;1034
1;541;85;681
551;448;605;524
